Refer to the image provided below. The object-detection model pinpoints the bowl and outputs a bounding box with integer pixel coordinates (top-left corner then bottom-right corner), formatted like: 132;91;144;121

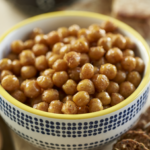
0;11;150;150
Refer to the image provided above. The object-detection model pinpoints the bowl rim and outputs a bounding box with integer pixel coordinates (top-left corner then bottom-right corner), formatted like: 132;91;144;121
0;11;150;120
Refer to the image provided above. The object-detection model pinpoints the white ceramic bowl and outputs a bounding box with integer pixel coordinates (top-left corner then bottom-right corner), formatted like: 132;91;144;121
0;11;150;150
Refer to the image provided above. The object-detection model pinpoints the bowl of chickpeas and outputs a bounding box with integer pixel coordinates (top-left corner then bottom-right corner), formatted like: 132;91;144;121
0;11;149;150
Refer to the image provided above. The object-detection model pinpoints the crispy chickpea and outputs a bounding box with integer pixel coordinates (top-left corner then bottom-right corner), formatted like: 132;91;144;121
80;63;94;79
62;95;73;103
35;55;48;71
92;57;107;68
113;70;126;84
100;63;117;79
80;53;90;66
12;60;22;75
78;28;88;39
89;98;103;112
0;70;13;81
77;106;89;114
127;71;141;87
11;40;24;54
34;34;47;45
52;71;68;87
48;100;63;114
119;81;135;98
48;54;61;68
89;46;105;60
24;39;35;49
42;89;59;103
24;80;41;98
59;44;71;57
77;79;95;94
21;66;37;79
69;24;80;36
111;93;124;106
52;42;64;54
63;36;77;44
52;59;68;71
68;67;80;82
101;20;116;32
43;69;55;78
0;58;12;71
11;90;26;103
1;75;19;91
134;57;145;73
106;81;119;94
61;101;77;114
106;48;123;64
62;79;77;95
121;56;136;71
6;53;18;61
94;66;99;74
96;92;111;105
125;37;135;49
97;37;112;51
46;51;53;60
19;50;35;66
92;74;109;92
37;76;53;89
30;96;42;107
73;91;90;107
123;49;135;57
64;51;80;69
33;102;49;112
30;28;43;39
46;31;60;45
20;80;29;91
57;27;69;38
113;34;126;49
32;44;48;56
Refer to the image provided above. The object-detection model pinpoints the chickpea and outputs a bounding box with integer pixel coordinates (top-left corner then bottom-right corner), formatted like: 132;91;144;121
92;57;107;68
1;75;19;91
97;37;112;51
37;76;53;89
34;34;47;45
123;49;135;57
94;66;99;74
77;106;89;114
35;55;48;71
0;58;12;71
80;63;94;79
59;44;71;57
106;48;123;64
52;42;64;54
46;31;60;45
101;20;116;32
30;28;43;39
62;79;77;95
6;53;18;61
19;50;35;66
21;66;37;79
119;81;135;98
68;24;80;36
68;67;80;82
100;63;117;79
57;27;69;38
92;74;109;92
48;100;63;114
20;80;29;91
96;92;111;105
11;40;24;54
0;70;13;81
125;37;135;49
106;81;119;94
89;46;105;60
111;93;124;106
64;51;80;69
63;36;77;44
80;53;90;66
113;34;126;49
42;89;59;103
127;71;141;87
134;57;145;73
62;95;73;103
52;71;68;87
113;70;126;84
52;59;68;71
24;39;35;49
61;101;77;114
121;56;136;71
33;102;49;112
11;90;26;103
77;79;95;94
46;51;53;60
12;60;22;75
78;28;88;39
30;96;42;107
48;54;61;68
32;44;48;56
42;69;55;78
89;98;103;113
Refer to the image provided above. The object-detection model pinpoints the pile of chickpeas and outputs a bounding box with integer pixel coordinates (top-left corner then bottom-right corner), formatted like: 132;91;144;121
0;21;144;114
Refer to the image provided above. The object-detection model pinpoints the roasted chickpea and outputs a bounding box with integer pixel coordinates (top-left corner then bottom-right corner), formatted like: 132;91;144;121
63;36;77;44
89;46;105;60
52;42;64;54
92;74;109;92
69;24;80;36
20;80;29;91
62;95;73;103
24;39;35;49
78;28;88;39
113;70;126;84
30;28;43;39
101;20;116;32
123;49;135;57
121;56;136;71
35;55;48;71
52;71;68;87
0;70;13;81
57;27;69;38
30;96;42;107
134;57;145;73
94;66;99;74
32;44;48;56
37;76;53;89
48;54;61;68
61;101;77;114
46;51;53;60
11;40;24;54
80;53;90;66
106;48;123;64
92;57;107;68
62;79;77;95
113;34;126;49
42;89;59;103
100;63;117;79
0;58;12;71
111;93;124;106
11;90;26;103
64;51;80;69
127;71;141;87
1;75;19;91
68;67;80;82
125;37;135;49
52;59;68;71
106;81;119;94
119;81;135;98
77;106;89;114
33;102;48;112
73;91;90;107
34;34;47;45
12;60;22;75
89;98;103;112
59;44;71;57
80;63;94;79
46;31;60;45
21;66;37;79
6;53;18;61
77;79;95;94
42;69;55;78
96;92;111;105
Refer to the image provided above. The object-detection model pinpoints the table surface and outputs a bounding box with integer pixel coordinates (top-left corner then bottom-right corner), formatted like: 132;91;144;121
0;0;149;150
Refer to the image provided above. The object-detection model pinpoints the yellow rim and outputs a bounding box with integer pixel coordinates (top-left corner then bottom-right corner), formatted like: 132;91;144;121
0;11;150;120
